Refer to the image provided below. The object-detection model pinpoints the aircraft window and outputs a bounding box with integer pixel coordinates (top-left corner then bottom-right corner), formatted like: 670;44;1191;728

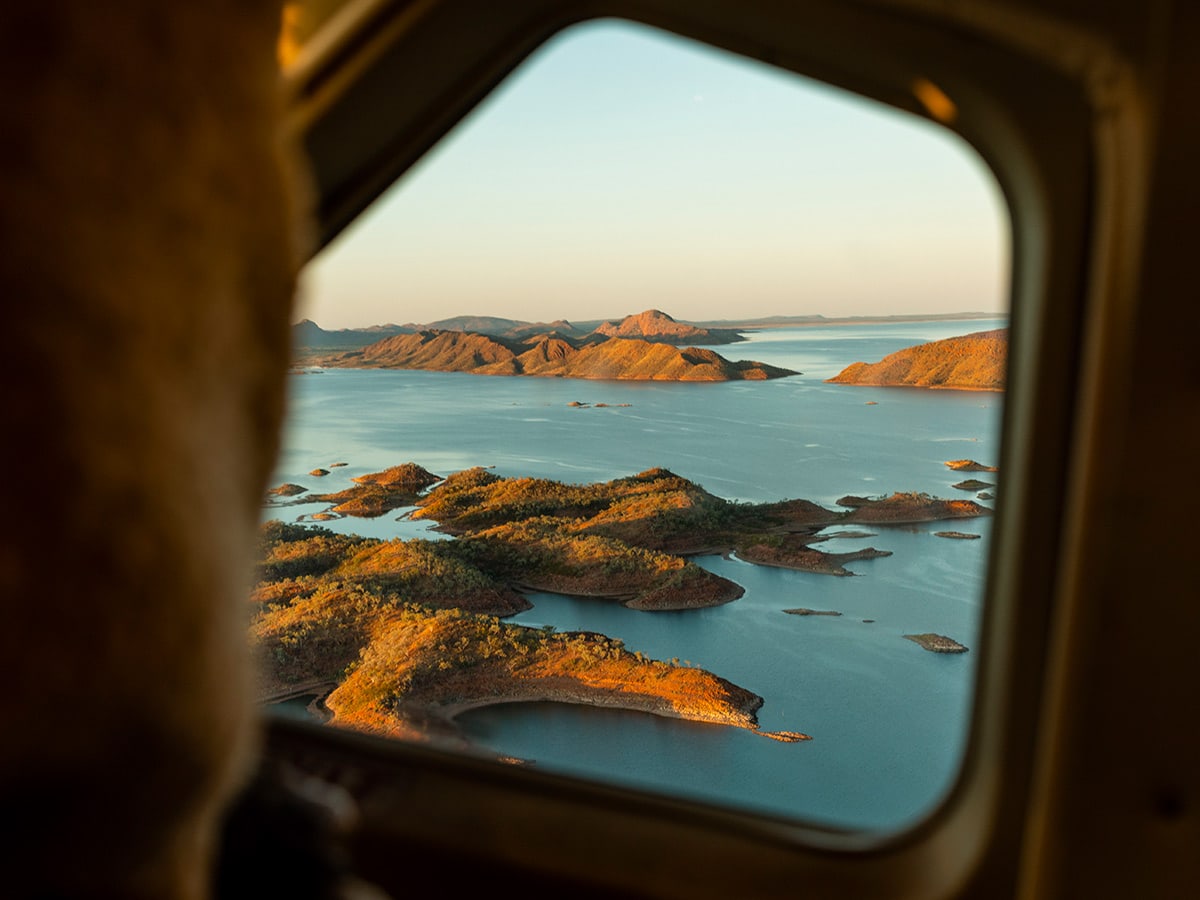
262;19;1010;832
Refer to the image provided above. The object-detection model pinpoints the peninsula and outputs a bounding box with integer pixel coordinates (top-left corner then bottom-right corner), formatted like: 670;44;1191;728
827;328;1007;390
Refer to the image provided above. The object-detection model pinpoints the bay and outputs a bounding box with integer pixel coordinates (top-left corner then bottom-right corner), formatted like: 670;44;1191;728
270;318;1004;831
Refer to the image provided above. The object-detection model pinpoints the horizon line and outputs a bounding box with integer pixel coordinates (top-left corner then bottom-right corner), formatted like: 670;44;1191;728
294;309;1008;330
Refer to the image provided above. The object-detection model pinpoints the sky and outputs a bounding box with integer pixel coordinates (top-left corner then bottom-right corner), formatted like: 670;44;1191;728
297;20;1010;330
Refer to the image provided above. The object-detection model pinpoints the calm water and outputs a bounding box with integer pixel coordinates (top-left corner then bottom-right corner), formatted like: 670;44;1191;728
272;319;1005;831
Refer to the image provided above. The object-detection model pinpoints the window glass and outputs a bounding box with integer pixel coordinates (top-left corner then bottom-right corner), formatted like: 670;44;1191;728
262;19;1009;832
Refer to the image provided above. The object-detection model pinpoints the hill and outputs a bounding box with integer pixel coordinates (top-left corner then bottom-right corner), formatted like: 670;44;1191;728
592;309;744;344
826;328;1007;390
320;330;796;381
291;319;412;350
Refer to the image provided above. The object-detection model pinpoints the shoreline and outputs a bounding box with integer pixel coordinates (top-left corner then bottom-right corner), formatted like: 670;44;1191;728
826;381;1003;393
429;696;806;744
262;680;809;744
698;312;1003;330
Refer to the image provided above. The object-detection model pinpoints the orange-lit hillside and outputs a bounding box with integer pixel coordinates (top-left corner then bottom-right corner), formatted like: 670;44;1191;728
320;329;796;381
322;606;807;741
254;466;989;743
827;329;1007;390
251;524;800;742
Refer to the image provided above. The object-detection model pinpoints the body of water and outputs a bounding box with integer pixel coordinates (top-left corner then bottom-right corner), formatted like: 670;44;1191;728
271;319;1004;830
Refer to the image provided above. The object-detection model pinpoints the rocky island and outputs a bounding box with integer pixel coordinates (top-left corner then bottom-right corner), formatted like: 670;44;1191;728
252;522;807;743
316;321;793;382
836;491;989;524
945;459;999;472
952;479;993;492
827;328;1007;390
904;633;969;653
310;463;440;517
256;463;990;745
409;466;918;594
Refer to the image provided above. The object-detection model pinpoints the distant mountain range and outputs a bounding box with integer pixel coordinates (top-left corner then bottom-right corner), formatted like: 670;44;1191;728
295;309;1005;383
690;312;999;329
827;328;1007;390
293;309;1002;352
291;319;412;349
293;309;746;351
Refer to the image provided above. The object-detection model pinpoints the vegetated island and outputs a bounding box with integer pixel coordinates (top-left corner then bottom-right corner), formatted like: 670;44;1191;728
266;463;442;516
834;492;988;524
255;464;990;744
827;329;1007;391
315;312;794;382
315;463;441;517
252;522;808;744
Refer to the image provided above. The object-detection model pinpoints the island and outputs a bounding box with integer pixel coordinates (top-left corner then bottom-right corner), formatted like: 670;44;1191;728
267;482;307;497
945;459;999;472
253;521;807;743
904;633;969;653
783;608;842;617
316;329;795;381
255;463;991;744
308;463;441;517
826;328;1007;390
408;466;924;595
836;491;988;524
952;479;993;492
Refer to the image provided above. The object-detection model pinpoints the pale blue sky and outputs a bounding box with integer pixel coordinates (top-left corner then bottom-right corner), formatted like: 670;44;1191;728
299;19;1009;329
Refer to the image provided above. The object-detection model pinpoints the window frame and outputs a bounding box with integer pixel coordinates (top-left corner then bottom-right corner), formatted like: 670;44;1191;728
274;0;1143;896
